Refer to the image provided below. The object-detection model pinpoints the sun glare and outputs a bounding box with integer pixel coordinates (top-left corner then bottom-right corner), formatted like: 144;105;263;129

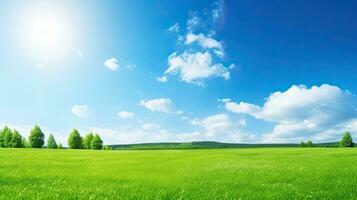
15;2;75;66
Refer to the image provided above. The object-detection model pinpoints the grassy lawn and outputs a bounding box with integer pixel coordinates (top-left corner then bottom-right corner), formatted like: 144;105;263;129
1;148;357;199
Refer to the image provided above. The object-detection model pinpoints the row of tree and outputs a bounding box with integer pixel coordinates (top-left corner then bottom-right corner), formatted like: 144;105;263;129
300;132;354;148
0;125;107;150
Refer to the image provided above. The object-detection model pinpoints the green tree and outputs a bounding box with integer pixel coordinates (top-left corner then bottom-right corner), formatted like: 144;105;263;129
58;143;63;149
103;145;111;150
47;134;58;149
306;140;313;147
340;132;353;147
4;127;13;148
68;129;83;149
83;132;94;149
91;134;103;150
11;130;24;148
300;141;306;147
29;125;45;148
22;138;28;148
0;126;8;147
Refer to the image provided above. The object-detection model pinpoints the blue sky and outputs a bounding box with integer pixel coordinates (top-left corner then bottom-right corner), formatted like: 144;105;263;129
1;0;357;145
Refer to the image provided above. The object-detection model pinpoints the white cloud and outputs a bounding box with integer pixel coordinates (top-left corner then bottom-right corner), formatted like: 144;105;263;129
104;57;119;71
192;114;233;136
140;98;175;113
118;111;135;119
164;51;230;85
190;114;253;142
212;0;223;21
142;123;161;131
185;33;223;53
223;84;357;142
168;23;179;32
156;76;167;82
186;15;199;30
71;105;95;119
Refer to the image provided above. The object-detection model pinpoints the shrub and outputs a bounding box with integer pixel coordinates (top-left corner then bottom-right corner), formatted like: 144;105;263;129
91;134;103;150
29;125;45;148
47;134;58;149
58;143;63;149
340;132;353;147
68;129;83;149
83;133;94;149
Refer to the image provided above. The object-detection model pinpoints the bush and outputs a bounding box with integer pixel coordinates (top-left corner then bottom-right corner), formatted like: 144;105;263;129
47;134;58;149
91;134;103;150
29;125;45;148
340;132;353;147
58;143;63;149
83;133;94;149
68;129;83;149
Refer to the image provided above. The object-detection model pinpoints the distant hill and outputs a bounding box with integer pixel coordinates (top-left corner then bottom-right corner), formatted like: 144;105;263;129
110;141;340;150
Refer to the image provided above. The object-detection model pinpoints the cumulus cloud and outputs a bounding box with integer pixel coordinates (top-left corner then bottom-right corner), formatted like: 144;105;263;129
160;2;234;86
164;51;230;85
168;23;179;32
140;98;176;113
104;57;119;71
71;105;95;119
223;84;357;142
185;33;223;54
118;111;135;119
190;113;255;142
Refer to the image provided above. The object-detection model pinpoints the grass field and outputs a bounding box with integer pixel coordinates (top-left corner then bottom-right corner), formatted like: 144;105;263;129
1;148;357;199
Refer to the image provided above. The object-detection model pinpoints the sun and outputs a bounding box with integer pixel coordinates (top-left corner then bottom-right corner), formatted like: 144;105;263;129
29;16;65;50
15;2;75;65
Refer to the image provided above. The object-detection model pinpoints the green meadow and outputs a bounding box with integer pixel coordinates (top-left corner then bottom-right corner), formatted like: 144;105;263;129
1;148;357;199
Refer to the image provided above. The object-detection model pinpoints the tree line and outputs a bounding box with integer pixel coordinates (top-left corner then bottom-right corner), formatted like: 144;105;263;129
300;132;354;148
0;125;110;150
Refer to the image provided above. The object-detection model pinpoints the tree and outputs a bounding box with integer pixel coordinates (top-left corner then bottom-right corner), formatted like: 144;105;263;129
0;126;8;147
22;138;28;148
340;132;353;147
103;145;111;150
11;130;24;148
300;141;306;147
83;132;94;149
58;143;63;149
306;140;313;147
4;127;13;148
47;134;58;149
29;125;45;148
91;134;103;150
68;129;83;149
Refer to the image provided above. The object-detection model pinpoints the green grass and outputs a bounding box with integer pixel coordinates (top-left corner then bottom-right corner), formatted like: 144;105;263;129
1;148;357;199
